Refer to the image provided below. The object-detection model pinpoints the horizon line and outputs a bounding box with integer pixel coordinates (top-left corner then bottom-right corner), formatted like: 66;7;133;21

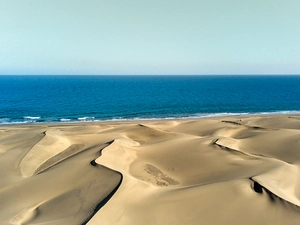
1;74;300;76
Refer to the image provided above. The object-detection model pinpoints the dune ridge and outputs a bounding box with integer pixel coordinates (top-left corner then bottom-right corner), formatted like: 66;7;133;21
1;115;300;224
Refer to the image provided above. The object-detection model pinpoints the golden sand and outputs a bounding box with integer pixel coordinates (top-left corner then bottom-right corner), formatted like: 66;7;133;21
1;115;300;224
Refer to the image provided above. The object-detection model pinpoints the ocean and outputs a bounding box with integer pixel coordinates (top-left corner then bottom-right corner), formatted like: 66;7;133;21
0;75;300;124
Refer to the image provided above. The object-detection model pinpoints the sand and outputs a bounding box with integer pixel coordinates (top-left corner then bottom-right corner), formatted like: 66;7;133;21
1;115;300;225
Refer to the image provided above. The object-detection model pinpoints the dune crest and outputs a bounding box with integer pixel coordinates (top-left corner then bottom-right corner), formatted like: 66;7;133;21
252;164;300;207
10;205;39;225
95;138;139;173
19;129;80;177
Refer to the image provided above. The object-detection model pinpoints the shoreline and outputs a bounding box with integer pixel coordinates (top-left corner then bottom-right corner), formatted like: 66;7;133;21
1;114;300;224
1;111;300;127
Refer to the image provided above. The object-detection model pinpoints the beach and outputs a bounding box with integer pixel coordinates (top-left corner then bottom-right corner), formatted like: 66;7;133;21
1;114;300;225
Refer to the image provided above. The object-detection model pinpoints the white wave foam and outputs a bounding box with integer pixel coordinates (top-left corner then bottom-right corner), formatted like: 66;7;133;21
257;110;300;115
24;116;41;120
198;112;250;118
0;118;10;124
77;117;95;121
60;118;71;122
0;121;28;125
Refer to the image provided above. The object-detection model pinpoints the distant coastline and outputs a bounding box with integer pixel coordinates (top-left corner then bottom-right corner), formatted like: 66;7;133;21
1;111;300;125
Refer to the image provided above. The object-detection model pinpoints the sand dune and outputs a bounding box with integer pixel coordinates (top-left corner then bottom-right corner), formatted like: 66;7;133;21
1;115;300;224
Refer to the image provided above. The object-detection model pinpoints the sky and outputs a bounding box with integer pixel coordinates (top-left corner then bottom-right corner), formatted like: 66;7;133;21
0;0;300;75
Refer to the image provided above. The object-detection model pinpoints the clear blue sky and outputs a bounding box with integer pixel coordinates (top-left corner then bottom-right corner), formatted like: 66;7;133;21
1;0;299;75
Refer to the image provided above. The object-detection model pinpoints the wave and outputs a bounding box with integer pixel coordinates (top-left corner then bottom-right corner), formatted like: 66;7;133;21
77;117;95;121
0;120;32;125
23;116;41;120
1;111;300;125
60;118;71;122
0;118;10;124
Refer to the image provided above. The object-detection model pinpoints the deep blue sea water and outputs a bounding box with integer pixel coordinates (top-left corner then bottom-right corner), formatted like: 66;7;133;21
0;75;300;124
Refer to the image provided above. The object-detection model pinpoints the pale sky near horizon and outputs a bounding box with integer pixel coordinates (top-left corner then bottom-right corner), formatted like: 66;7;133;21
0;0;299;75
